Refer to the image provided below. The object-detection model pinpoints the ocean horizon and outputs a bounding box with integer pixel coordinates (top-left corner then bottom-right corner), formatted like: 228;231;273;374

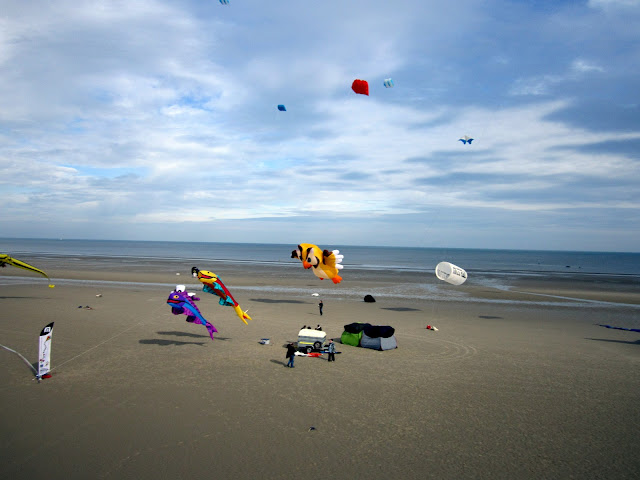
1;237;640;277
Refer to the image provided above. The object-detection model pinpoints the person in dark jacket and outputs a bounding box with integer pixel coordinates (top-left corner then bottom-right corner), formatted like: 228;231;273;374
286;343;296;368
318;300;324;316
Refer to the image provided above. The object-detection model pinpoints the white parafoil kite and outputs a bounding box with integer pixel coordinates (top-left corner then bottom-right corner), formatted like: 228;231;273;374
435;262;467;285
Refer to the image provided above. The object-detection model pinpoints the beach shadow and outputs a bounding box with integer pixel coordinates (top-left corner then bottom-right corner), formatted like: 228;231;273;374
479;315;503;319
139;339;206;347
381;307;421;312
0;296;44;300
251;298;310;304
270;359;289;367
157;330;209;338
156;330;231;341
585;337;640;345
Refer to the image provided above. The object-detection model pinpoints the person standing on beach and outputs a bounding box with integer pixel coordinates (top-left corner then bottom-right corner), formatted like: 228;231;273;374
286;343;296;368
318;300;323;316
327;339;336;362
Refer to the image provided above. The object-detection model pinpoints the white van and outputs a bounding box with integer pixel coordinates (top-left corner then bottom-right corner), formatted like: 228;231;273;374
297;328;327;353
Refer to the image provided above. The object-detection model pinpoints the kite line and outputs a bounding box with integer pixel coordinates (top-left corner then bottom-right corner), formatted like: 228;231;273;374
0;343;38;375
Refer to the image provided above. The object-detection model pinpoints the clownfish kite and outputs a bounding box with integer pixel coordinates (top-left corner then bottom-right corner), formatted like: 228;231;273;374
291;243;344;284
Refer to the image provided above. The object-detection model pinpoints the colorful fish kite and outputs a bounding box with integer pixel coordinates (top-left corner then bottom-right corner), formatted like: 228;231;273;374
351;79;369;96
459;135;474;144
0;254;54;287
167;288;217;340
191;268;252;325
291;244;344;284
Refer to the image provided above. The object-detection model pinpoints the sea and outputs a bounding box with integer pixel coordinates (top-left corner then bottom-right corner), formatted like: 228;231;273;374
1;237;639;276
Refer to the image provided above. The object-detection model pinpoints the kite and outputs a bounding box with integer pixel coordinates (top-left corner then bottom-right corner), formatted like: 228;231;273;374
351;79;369;96
277;105;286;111
191;267;252;325
435;262;468;285
291;244;344;284
167;287;217;340
219;0;229;4
0;254;54;287
383;78;394;88
459;135;474;144
597;324;640;333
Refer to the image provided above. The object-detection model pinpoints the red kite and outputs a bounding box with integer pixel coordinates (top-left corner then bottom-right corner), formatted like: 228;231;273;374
351;79;369;96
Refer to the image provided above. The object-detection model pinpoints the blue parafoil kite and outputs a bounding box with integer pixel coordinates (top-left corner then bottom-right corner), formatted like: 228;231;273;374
277;105;286;111
220;0;229;4
383;78;394;88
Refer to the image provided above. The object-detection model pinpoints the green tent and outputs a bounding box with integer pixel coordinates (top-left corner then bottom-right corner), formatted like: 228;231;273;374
340;322;371;347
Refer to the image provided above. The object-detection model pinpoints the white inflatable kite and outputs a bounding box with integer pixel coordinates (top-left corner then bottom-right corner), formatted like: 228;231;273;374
435;262;468;285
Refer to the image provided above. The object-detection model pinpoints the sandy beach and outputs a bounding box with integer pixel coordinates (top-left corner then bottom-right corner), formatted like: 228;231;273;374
1;261;639;479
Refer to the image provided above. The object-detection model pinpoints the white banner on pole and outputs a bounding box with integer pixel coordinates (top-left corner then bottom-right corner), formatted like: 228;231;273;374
38;322;54;378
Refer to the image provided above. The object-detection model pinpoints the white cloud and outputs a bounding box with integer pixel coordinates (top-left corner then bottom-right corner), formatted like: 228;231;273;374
588;0;640;9
509;75;561;96
571;59;605;73
510;57;607;97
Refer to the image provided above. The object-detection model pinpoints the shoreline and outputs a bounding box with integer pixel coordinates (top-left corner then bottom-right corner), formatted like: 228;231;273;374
2;258;640;307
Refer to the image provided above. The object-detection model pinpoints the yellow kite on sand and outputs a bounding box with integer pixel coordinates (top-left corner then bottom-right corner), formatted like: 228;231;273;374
0;254;55;287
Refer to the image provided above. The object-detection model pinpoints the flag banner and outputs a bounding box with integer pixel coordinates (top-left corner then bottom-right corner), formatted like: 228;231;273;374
38;322;54;378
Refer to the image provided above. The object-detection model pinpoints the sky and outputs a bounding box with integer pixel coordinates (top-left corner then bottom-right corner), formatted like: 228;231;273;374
1;0;639;252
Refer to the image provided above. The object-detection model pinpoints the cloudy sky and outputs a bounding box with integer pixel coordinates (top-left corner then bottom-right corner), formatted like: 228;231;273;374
1;0;639;251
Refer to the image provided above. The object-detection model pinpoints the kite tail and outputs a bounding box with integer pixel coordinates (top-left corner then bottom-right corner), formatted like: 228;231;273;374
233;305;250;325
322;250;344;284
205;321;218;340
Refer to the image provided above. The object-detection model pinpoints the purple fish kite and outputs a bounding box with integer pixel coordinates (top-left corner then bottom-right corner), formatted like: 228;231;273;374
167;288;218;340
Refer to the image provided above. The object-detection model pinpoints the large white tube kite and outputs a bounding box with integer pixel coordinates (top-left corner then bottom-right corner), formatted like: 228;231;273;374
435;262;468;285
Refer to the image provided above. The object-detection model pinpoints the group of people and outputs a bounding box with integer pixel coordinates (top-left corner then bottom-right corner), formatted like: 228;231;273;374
301;324;323;331
285;299;334;367
285;339;336;367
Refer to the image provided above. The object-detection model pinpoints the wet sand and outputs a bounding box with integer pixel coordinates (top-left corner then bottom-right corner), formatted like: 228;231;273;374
1;264;639;479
